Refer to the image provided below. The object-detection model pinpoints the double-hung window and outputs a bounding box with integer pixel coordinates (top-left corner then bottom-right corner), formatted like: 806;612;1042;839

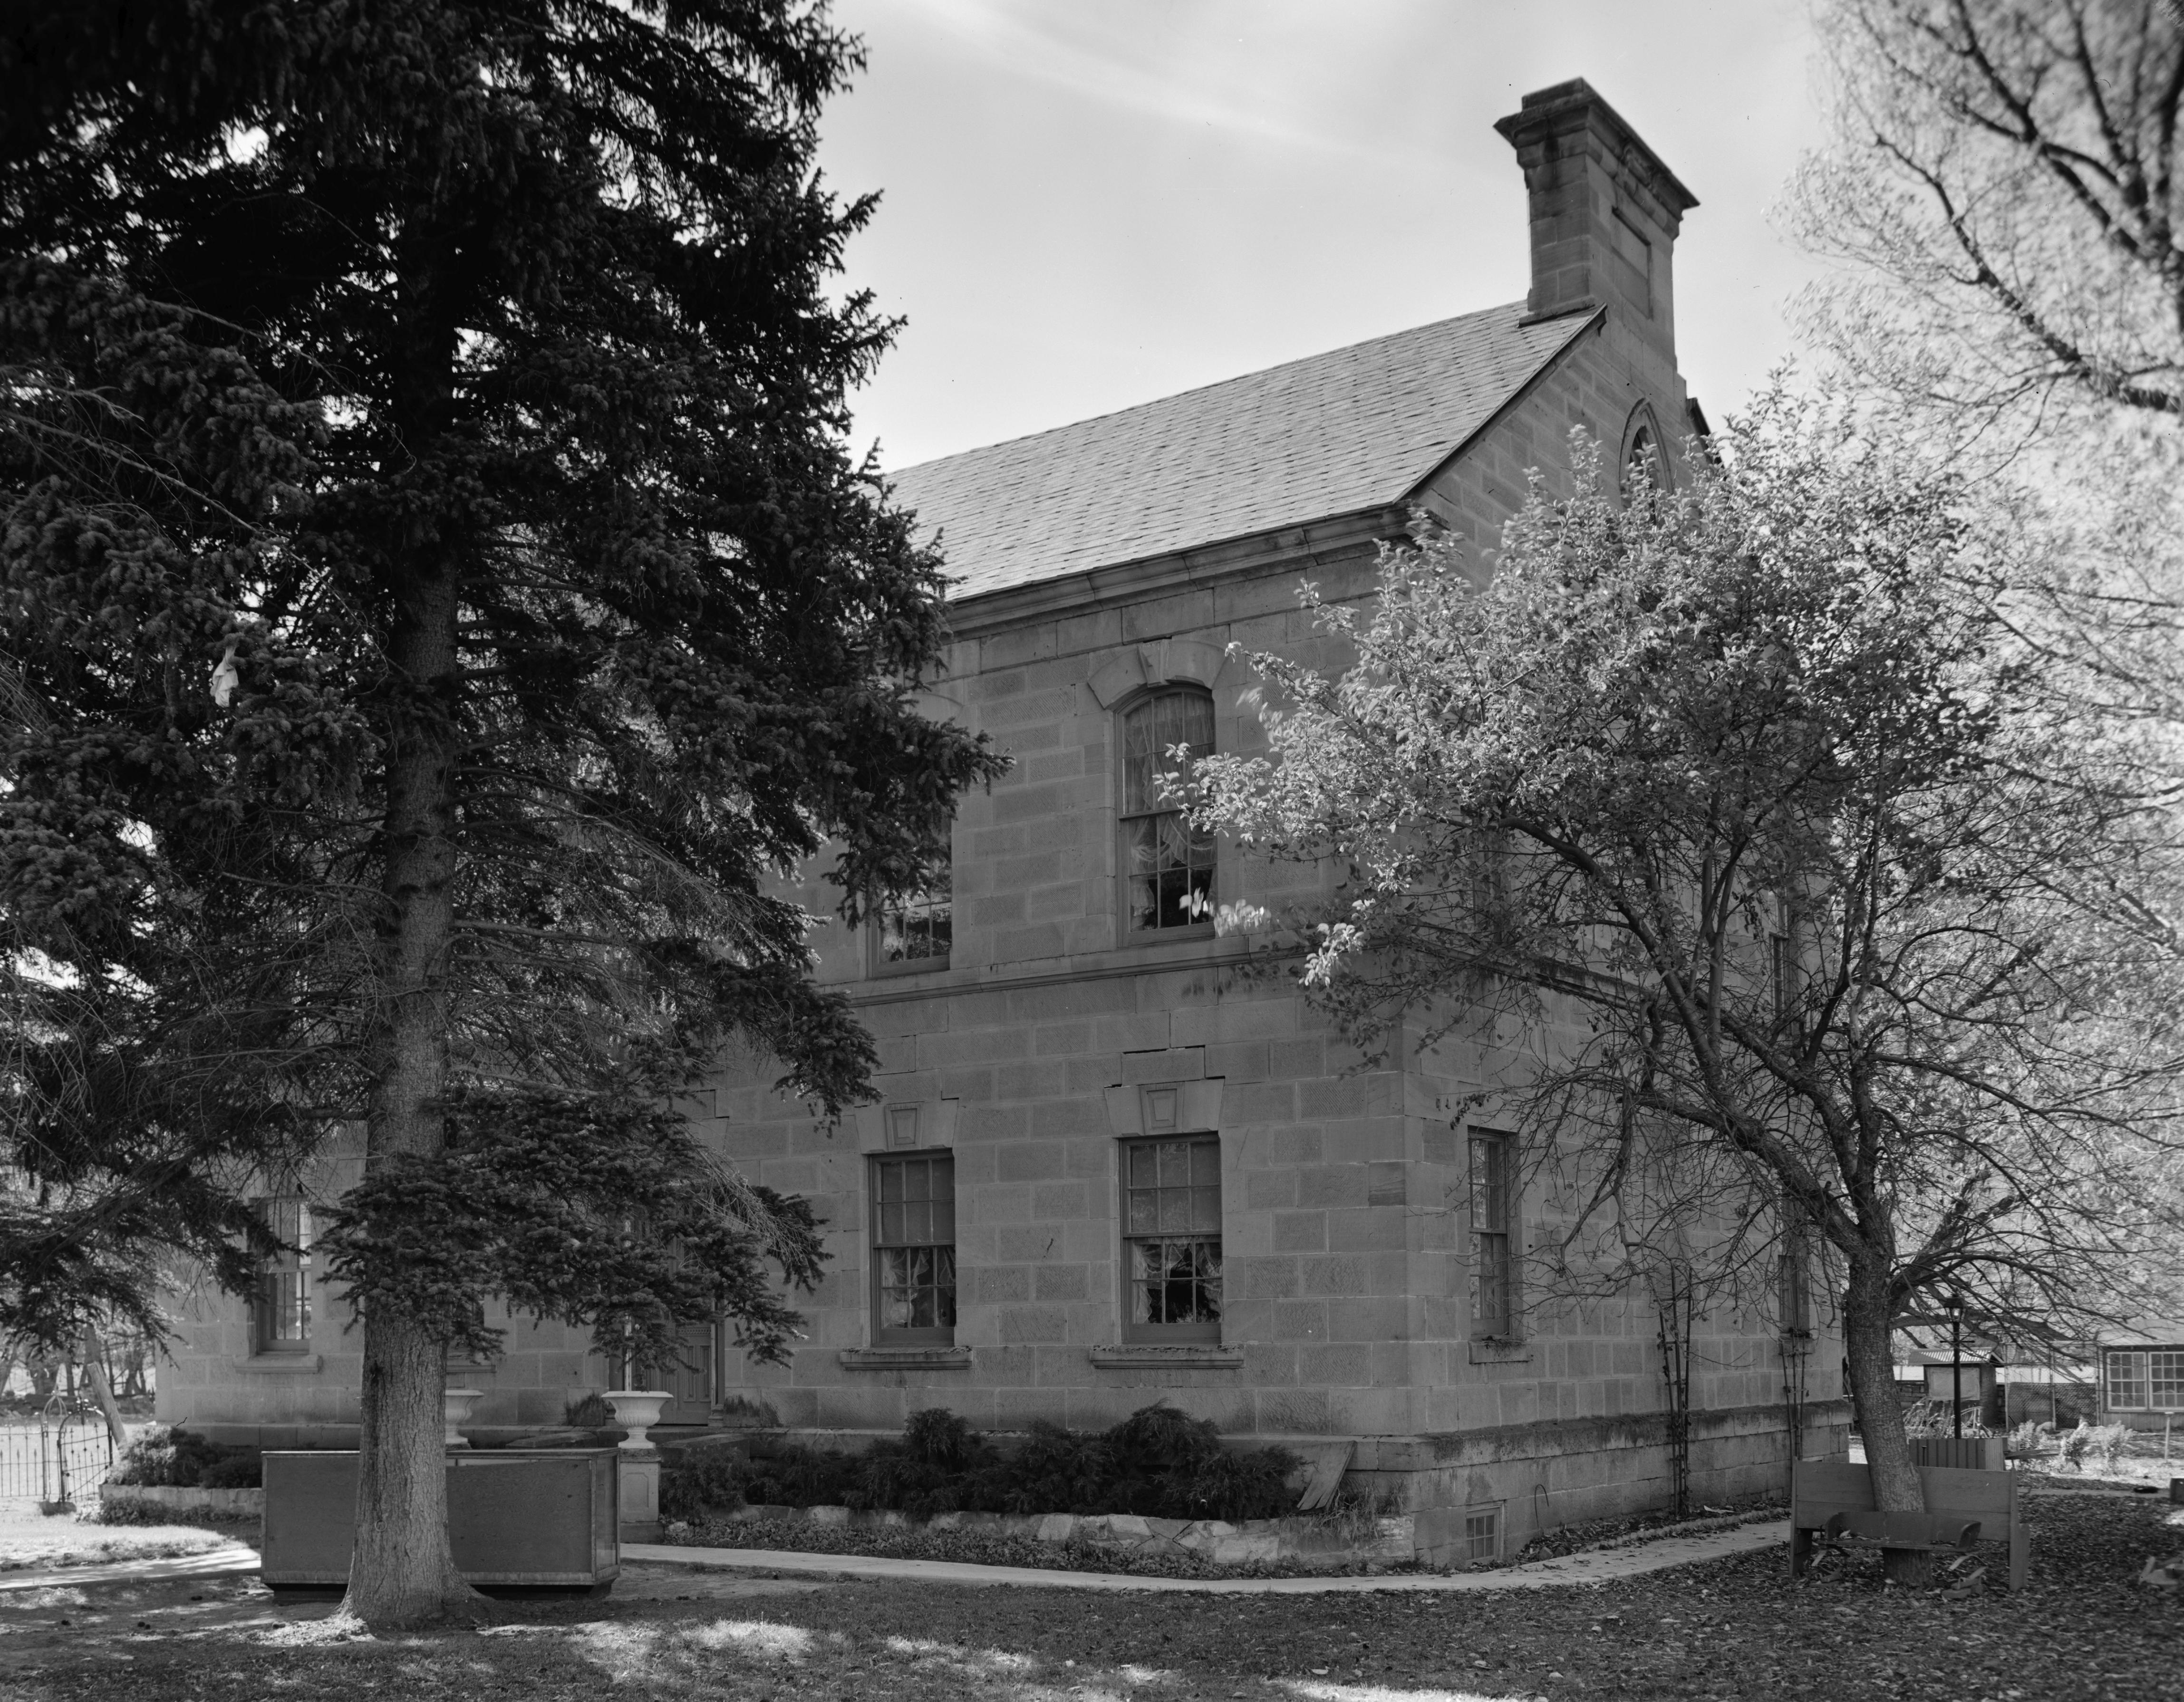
1778;1197;1812;1338
872;1152;956;1345
877;849;951;973
254;1194;312;1356
1121;690;1215;934
1469;1133;1515;1339
1121;1135;1222;1341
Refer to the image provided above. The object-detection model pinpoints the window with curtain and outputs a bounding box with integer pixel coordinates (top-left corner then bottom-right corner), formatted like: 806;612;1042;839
872;1152;956;1345
1121;689;1215;933
878;847;952;971
1121;1135;1222;1342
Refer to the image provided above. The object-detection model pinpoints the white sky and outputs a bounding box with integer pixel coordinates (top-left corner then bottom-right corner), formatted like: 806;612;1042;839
814;0;1836;473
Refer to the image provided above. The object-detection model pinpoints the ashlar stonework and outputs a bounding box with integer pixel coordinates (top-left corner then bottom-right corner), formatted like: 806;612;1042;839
162;79;1846;1567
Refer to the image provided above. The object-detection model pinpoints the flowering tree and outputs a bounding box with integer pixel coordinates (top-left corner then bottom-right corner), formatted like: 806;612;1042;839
1188;407;2184;1573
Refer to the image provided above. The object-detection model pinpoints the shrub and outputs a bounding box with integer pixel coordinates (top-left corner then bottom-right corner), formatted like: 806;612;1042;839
563;1393;613;1428
1160;1442;1297;1522
197;1450;263;1489
2087;1423;2134;1471
741;1442;860;1509
715;1404;1300;1524
2057;1420;2094;1469
994;1421;1115;1515
2005;1420;2044;1460
106;1426;260;1489
660;1447;748;1519
1902;1399;1989;1441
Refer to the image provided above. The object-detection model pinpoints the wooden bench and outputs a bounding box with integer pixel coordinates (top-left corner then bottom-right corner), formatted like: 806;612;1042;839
1789;1457;2028;1590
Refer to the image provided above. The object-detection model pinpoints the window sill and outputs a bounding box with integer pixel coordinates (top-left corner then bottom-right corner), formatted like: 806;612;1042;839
235;1353;324;1375
838;1346;972;1371
871;957;951;981
1090;1344;1243;1370
1124;925;1216;949
1467;1338;1532;1365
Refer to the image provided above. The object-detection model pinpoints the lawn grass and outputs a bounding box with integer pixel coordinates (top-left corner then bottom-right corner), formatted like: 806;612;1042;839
0;1492;2176;1700
0;1498;235;1574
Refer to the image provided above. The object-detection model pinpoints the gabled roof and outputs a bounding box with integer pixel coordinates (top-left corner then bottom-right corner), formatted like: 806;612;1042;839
887;302;1596;602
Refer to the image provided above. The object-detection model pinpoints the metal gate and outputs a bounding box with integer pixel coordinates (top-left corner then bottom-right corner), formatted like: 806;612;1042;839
0;1397;119;1507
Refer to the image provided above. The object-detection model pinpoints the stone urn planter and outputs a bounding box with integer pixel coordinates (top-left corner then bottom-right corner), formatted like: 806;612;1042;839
601;1390;672;1451
443;1386;487;1448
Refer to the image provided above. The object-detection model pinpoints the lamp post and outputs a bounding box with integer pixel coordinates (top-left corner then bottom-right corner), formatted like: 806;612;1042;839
1944;1292;1966;1440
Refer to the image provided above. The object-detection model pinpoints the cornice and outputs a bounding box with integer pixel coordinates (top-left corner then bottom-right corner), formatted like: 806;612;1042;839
943;505;1411;640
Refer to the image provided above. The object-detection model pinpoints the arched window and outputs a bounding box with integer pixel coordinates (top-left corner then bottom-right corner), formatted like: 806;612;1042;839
1121;688;1215;933
1620;405;1669;503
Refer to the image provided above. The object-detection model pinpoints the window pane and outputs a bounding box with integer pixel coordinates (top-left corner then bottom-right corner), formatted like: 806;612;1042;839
873;1154;956;1341
2108;1351;2150;1409
881;850;952;964
1470;1136;1508;1231
2153;1351;2184;1409
1123;1136;1220;1337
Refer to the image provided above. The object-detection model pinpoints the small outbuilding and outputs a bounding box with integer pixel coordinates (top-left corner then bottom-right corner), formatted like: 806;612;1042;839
2097;1319;2184;1433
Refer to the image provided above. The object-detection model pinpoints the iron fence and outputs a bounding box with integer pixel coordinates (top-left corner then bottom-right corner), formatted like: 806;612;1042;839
0;1401;120;1506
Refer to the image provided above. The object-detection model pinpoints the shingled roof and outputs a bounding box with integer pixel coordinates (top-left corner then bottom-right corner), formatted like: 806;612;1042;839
887;301;1595;602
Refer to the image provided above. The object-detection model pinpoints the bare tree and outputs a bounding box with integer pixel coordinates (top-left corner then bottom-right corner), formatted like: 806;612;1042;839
1792;0;2181;433
1789;1;2184;725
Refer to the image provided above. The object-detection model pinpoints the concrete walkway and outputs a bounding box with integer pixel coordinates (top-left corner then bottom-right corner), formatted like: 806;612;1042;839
0;1543;261;1593
622;1517;1789;1595
0;1519;1793;1598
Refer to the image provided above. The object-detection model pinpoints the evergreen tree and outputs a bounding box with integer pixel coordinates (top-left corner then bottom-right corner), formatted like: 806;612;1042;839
1;0;997;1625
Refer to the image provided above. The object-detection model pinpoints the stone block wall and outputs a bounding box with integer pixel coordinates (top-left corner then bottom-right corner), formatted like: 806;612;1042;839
153;294;1847;1557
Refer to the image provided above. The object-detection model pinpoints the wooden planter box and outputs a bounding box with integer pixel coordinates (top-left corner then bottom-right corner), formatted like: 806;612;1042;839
261;1449;619;1594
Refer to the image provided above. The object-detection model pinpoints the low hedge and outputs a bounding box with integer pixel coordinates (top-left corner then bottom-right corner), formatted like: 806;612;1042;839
661;1404;1298;1525
107;1425;262;1489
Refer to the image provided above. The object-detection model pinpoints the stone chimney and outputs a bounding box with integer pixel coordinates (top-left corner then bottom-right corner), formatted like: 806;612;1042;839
1494;80;1698;365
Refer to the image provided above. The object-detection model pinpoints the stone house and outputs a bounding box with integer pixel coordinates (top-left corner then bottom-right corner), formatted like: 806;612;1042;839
159;79;1846;1563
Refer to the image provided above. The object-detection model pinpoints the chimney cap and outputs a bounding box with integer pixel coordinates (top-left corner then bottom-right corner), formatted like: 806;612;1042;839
1494;78;1700;214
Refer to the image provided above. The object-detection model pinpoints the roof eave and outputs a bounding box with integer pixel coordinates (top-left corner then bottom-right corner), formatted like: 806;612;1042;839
943;502;1412;639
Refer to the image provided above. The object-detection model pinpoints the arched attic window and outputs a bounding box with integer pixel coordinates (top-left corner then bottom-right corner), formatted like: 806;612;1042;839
1619;403;1670;505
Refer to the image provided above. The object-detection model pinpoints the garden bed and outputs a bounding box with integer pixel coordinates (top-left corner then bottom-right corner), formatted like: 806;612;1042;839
664;1507;1418;1579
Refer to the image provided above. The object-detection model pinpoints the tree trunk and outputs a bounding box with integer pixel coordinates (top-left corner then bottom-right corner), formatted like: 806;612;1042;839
78;1330;129;1451
339;305;479;1622
345;1313;472;1624
1844;1255;1929;1585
